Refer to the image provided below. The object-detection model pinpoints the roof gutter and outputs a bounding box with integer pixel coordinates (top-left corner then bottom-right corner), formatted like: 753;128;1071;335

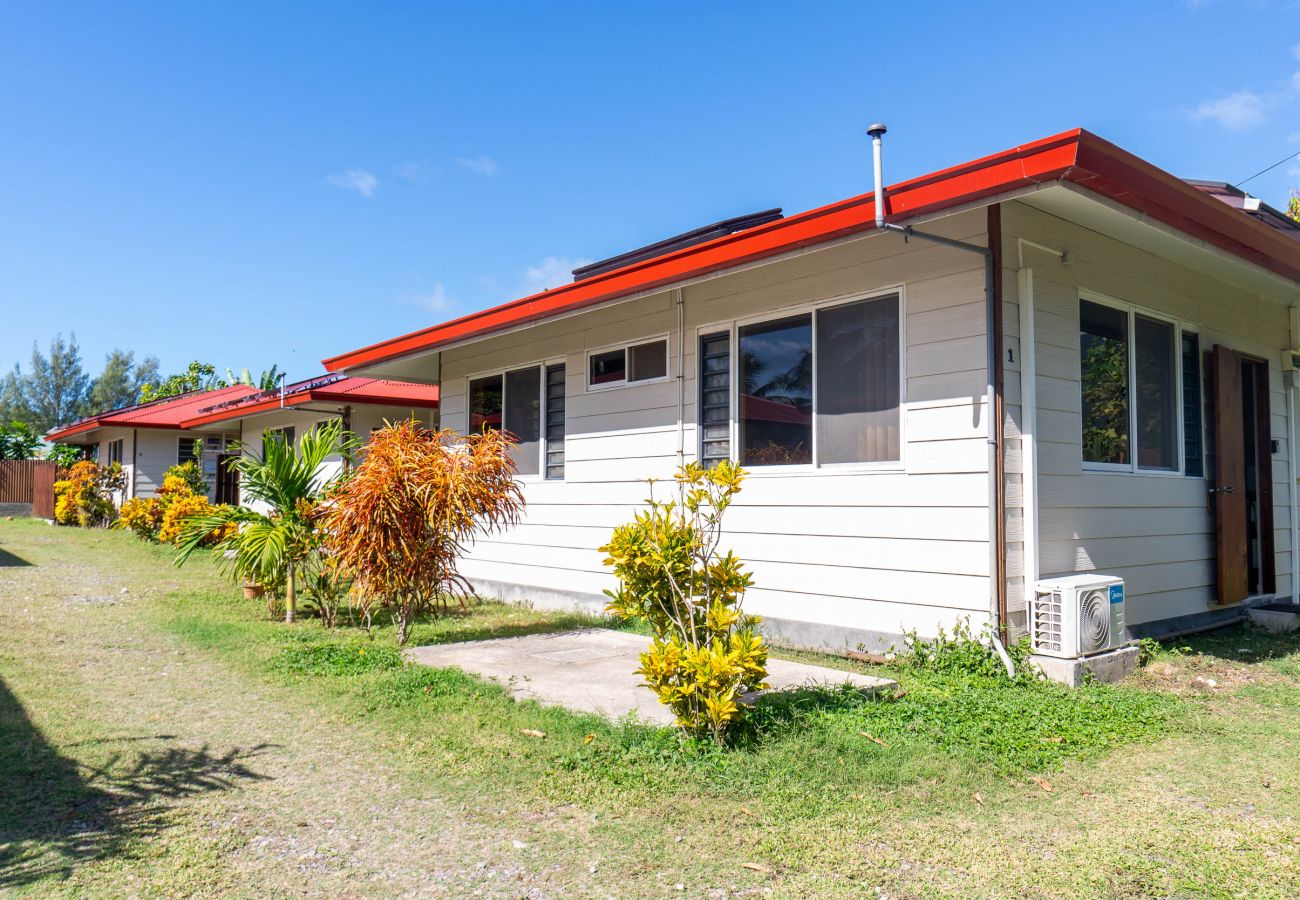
868;124;1011;663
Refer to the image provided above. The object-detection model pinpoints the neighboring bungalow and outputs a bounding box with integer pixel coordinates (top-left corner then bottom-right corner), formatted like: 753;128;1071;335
178;374;440;506
319;127;1300;655
45;386;258;503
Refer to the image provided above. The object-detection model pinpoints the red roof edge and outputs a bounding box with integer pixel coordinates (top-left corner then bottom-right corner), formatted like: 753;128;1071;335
179;378;440;428
325;126;1300;373
322;129;1086;372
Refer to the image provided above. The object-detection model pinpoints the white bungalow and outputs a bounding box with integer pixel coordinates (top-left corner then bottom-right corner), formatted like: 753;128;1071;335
45;386;257;503
320;127;1300;654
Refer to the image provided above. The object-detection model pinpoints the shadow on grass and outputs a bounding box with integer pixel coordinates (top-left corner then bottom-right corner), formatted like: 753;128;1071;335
0;676;273;889
0;548;31;567
1154;621;1300;667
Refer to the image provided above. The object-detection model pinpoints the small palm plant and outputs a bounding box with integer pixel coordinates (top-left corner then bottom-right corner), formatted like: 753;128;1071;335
175;418;355;623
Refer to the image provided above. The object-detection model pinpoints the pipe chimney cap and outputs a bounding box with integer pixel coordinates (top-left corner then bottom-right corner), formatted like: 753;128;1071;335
867;122;888;138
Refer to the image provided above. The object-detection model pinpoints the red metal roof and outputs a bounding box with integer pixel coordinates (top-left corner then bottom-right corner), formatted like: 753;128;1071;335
46;385;259;442
322;128;1300;373
178;375;439;428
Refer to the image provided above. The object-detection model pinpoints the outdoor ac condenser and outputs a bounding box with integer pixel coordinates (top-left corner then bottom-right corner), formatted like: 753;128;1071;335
1030;574;1126;659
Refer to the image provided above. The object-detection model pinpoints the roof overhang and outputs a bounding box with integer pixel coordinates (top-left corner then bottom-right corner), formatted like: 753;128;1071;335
180;384;440;429
321;127;1300;374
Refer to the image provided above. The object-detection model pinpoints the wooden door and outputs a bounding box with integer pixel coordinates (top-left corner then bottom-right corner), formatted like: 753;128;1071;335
31;461;57;519
1212;345;1249;604
215;454;240;506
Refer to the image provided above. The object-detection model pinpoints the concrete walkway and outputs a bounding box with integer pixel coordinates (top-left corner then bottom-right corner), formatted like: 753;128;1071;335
405;628;895;725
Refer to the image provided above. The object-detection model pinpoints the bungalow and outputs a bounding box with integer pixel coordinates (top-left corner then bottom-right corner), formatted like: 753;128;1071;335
178;374;440;508
320;127;1300;655
45;385;258;503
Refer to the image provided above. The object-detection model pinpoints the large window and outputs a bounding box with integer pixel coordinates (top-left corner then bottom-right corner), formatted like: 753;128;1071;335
587;338;668;389
704;293;902;468
469;363;563;479
1080;297;1184;473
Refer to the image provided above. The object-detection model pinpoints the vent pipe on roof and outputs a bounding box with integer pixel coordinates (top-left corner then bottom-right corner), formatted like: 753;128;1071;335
865;121;1011;660
867;123;888;228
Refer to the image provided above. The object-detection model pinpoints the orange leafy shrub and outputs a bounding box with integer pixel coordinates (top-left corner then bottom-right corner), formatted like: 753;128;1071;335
117;496;165;539
322;421;524;645
115;471;232;546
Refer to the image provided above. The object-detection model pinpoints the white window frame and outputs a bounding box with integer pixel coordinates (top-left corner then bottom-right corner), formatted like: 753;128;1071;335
584;335;671;392
107;438;124;466
696;285;907;475
465;358;564;482
1079;290;1186;477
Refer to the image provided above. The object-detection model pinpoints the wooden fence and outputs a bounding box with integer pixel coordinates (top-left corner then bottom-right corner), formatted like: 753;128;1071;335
0;460;58;517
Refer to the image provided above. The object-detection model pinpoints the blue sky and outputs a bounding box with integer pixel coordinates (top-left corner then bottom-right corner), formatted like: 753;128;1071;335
2;1;1299;383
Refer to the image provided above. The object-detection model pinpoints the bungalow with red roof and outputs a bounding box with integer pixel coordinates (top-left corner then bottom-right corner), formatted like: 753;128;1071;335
45;385;259;503
319;127;1300;660
178;374;439;508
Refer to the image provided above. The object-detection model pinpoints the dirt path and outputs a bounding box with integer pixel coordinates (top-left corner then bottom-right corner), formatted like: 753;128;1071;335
0;524;549;898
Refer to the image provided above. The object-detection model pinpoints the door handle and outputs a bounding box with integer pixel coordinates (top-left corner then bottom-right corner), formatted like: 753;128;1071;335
1208;486;1234;494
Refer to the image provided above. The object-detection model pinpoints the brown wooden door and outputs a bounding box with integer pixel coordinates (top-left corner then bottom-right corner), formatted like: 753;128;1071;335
215;454;240;506
31;461;57;519
1212;345;1249;604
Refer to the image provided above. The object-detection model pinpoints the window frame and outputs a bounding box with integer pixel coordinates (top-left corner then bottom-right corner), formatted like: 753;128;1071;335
107;438;124;467
1078;290;1190;478
695;286;907;475
464;357;565;482
584;335;671;392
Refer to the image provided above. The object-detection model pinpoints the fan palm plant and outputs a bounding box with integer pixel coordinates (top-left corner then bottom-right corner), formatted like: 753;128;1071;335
175;418;356;623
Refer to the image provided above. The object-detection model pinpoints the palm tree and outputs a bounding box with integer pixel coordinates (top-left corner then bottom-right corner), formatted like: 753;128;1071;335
175;418;355;623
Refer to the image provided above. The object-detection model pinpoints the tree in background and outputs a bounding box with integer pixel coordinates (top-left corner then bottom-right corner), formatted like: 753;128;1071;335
87;350;161;412
226;364;282;391
1288;193;1299;224
0;422;42;460
1;335;90;432
138;361;226;403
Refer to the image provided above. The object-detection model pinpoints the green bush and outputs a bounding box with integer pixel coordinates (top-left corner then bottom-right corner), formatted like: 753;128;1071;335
895;619;1034;683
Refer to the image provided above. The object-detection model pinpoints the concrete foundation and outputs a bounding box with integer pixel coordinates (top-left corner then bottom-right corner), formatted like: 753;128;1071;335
1247;603;1300;633
1029;646;1140;687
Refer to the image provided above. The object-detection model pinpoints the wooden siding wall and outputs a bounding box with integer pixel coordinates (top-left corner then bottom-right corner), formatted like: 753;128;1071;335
438;210;995;646
1002;201;1294;628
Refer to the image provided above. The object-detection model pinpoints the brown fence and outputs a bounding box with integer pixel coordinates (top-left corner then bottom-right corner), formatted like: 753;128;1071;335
0;460;58;517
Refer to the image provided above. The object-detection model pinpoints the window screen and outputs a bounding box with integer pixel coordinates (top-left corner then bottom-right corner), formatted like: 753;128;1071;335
1080;300;1130;465
628;339;668;381
815;295;900;463
545;364;565;480
1134;315;1176;471
738;315;812;466
699;332;731;468
1182;332;1203;477
504;367;541;476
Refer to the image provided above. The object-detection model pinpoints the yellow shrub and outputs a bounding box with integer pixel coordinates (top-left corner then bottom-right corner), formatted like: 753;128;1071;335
53;460;124;527
116;497;165;541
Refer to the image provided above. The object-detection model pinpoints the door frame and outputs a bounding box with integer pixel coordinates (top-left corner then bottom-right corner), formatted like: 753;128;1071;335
1243;354;1276;596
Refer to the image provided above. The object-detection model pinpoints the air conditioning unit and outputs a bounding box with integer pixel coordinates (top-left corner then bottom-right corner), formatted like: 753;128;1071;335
1030;575;1126;659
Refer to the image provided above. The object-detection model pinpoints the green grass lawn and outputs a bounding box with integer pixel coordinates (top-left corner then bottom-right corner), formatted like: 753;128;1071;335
2;518;1299;897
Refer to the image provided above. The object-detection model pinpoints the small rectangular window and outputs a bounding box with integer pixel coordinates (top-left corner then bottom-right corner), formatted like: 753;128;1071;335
699;332;731;468
545;365;565;480
739;314;813;466
816;295;900;463
587;339;668;388
505;367;541;477
107;438;123;466
1080;300;1130;466
1182;332;1203;477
